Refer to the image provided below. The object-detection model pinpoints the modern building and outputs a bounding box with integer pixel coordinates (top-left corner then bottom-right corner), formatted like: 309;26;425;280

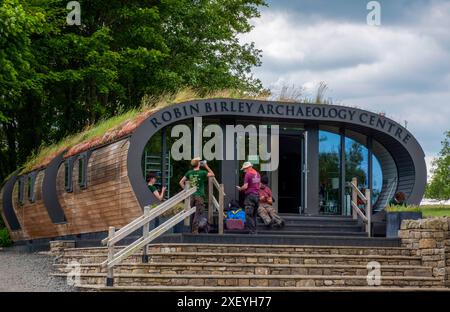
0;99;427;243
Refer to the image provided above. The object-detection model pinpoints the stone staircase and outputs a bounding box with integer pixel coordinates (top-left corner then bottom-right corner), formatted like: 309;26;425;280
51;243;449;291
255;214;367;236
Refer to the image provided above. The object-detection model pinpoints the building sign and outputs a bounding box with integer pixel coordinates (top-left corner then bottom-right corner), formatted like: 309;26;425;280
148;100;413;146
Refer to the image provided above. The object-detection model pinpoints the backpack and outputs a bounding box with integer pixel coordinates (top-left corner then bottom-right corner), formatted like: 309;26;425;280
225;207;246;230
226;208;246;223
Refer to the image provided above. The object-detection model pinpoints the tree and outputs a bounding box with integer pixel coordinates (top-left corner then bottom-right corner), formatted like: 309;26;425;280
0;0;46;179
0;0;266;182
426;131;450;200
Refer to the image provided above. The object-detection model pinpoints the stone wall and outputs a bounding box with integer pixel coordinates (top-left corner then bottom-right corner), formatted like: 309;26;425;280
399;217;450;287
49;240;76;256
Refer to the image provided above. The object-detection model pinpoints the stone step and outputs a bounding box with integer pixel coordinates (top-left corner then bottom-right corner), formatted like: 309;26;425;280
255;224;364;232
62;243;412;257
258;218;360;226
276;215;355;222
75;285;450;292
57;252;423;266
172;233;392;246
52;273;442;288
54;233;402;248
53;262;433;277
254;230;368;237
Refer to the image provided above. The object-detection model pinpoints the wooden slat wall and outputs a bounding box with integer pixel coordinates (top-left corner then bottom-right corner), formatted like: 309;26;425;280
11;170;62;239
9;138;142;240
56;139;142;238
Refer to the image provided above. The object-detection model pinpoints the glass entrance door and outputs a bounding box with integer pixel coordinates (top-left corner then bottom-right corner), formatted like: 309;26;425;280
274;128;306;214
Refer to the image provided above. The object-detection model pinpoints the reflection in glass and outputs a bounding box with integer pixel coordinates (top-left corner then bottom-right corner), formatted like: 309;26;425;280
319;131;341;215
345;138;369;188
372;155;383;205
343;137;369;216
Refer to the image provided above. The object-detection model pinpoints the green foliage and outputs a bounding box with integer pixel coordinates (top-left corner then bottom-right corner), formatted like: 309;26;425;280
385;205;421;213
21;88;266;173
426;131;450;200
0;0;267;182
421;206;450;217
386;205;450;217
0;227;12;247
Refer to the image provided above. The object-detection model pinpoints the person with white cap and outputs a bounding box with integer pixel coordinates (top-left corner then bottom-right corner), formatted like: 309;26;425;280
236;161;261;234
179;157;215;234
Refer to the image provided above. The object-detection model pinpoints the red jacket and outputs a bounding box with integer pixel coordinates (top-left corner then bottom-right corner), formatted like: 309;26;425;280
259;185;273;205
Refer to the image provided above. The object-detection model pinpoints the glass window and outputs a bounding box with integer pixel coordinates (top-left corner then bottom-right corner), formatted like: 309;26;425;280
319;131;341;215
372;155;383;205
345;137;369;188
78;156;87;189
64;160;73;192
343;137;369;215
27;175;36;202
18;178;24;204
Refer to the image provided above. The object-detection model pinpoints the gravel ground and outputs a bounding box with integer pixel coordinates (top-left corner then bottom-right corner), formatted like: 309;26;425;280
0;246;77;292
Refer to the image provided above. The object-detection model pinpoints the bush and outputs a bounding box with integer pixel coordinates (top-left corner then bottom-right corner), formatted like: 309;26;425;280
0;227;12;247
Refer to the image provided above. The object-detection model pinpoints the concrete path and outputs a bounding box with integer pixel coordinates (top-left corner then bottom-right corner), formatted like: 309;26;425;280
0;246;76;292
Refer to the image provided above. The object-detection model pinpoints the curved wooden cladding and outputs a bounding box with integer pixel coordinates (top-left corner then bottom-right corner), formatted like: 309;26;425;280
54;139;142;238
10;170;50;240
4;138;142;241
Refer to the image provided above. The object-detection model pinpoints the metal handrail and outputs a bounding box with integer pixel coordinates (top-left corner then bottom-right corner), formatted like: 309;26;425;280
349;177;372;237
101;188;196;246
101;184;197;286
208;176;226;235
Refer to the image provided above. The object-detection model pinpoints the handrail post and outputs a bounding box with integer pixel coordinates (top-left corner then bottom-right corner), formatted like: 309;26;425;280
142;206;150;263
365;189;372;237
184;181;191;227
106;226;115;287
351;178;358;220
208;177;213;225
219;184;224;235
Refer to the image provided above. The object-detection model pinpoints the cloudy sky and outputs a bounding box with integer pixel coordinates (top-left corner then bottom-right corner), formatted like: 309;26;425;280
240;0;450;178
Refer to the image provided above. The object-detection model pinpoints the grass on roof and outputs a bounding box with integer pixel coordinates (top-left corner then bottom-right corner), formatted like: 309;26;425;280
18;84;338;175
19;88;269;174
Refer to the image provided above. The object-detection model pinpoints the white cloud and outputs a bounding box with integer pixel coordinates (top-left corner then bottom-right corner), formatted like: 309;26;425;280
240;5;450;159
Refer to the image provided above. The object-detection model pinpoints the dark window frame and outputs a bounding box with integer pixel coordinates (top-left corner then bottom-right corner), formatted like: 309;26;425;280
64;158;75;193
27;172;37;203
18;177;25;205
77;152;91;189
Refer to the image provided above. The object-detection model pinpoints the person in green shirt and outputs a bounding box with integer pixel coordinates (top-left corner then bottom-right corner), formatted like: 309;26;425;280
179;157;215;234
146;172;166;202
